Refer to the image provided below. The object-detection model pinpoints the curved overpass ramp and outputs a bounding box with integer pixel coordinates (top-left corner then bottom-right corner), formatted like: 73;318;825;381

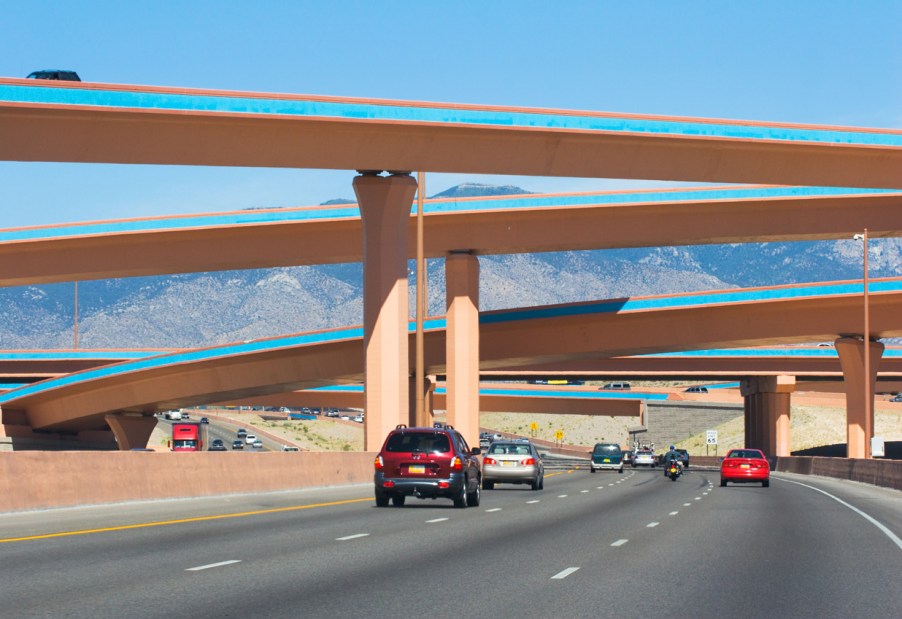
2;278;902;434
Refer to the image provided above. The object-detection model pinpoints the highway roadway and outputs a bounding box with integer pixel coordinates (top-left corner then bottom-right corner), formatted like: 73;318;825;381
0;470;899;618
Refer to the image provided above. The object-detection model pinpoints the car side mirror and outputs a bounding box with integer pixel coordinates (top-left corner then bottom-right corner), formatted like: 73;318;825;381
472;447;481;455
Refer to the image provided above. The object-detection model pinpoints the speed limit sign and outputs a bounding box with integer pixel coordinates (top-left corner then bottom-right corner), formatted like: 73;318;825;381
706;430;718;445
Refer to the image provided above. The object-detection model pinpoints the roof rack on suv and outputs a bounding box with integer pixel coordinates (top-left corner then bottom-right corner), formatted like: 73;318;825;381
395;424;407;429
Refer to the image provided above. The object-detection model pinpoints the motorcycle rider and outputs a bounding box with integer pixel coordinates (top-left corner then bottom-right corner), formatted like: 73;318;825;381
663;445;682;476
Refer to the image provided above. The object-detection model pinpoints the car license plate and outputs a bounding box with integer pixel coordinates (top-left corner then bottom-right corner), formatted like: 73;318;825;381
501;460;518;467
740;464;750;469
408;464;425;474
603;458;611;463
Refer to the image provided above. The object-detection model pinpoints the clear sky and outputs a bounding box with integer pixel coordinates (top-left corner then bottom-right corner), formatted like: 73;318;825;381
1;0;899;227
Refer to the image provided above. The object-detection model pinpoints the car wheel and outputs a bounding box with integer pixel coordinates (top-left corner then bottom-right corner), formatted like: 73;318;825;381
375;491;390;507
531;477;539;490
539;475;544;490
467;479;481;507
483;480;494;490
720;479;727;487
391;494;406;507
453;482;467;508
762;479;770;488
590;467;596;473
618;467;623;474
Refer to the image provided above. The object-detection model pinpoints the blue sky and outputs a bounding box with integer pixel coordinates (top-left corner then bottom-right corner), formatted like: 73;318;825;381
1;1;899;228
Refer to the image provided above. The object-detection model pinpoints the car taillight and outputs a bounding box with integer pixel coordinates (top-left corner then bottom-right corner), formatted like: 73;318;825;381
483;457;497;465
383;480;395;488
522;457;536;466
374;455;384;471
438;481;450;489
451;456;463;471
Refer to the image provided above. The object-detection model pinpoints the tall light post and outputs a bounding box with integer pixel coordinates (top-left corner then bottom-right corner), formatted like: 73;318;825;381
853;230;871;458
415;171;427;426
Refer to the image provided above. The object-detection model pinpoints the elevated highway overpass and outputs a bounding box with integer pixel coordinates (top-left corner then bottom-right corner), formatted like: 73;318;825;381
1;185;901;286
2;77;900;188
2;77;901;458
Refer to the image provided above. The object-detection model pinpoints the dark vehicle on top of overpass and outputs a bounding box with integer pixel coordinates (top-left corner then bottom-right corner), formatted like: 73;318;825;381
27;70;81;81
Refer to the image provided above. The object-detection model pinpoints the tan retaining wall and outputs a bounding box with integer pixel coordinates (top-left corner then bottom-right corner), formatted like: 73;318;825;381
775;456;902;491
0;451;376;513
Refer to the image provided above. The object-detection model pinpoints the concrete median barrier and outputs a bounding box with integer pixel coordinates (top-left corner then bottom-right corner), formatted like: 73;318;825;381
775;456;902;491
0;451;376;513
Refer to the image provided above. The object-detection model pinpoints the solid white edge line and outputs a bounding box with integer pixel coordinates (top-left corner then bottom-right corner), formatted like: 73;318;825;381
551;567;580;579
776;477;902;551
186;560;241;571
336;533;370;541
611;539;629;547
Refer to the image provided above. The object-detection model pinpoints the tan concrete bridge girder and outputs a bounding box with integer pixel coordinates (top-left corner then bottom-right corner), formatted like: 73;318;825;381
2;192;902;287
1;101;901;188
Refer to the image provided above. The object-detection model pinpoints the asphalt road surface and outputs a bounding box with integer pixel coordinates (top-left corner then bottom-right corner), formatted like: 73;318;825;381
1;469;899;618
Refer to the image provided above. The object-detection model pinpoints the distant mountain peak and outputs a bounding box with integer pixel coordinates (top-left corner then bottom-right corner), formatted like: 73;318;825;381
430;183;533;199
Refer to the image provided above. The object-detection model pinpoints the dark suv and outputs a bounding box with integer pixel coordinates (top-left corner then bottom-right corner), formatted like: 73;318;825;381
374;424;481;508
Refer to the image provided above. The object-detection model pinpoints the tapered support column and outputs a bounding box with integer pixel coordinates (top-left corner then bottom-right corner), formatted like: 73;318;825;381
740;376;794;457
835;337;884;459
105;413;158;451
355;172;419;451
445;252;480;447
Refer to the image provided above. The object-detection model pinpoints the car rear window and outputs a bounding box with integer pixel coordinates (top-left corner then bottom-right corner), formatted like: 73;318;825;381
593;444;621;455
385;432;451;453
727;450;763;459
488;443;530;455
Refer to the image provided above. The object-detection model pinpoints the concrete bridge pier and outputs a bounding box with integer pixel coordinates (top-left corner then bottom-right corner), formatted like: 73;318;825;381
445;252;480;447
741;375;794;457
354;172;419;451
835;336;884;459
105;413;158;450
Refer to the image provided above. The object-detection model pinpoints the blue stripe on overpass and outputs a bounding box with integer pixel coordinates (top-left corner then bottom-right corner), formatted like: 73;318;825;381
1;185;898;244
1;280;900;404
3;82;901;148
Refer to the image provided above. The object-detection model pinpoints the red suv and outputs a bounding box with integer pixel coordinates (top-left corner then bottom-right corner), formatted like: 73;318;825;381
374;424;481;508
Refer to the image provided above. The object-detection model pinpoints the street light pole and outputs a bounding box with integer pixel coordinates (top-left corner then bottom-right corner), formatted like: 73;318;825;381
415;171;426;426
854;229;871;459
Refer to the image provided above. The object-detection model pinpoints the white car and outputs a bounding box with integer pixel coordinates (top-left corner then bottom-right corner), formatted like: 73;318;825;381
251;440;264;449
245;434;258;445
633;450;656;468
353;414;364;423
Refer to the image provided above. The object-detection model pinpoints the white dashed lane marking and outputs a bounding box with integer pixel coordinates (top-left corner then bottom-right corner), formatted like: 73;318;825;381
336;534;369;541
426;518;448;523
551;567;580;580
486;508;502;513
611;539;629;547
647;522;659;528
186;560;241;572
683;503;692;507
669;511;679;516
581;490;589;493
526;500;540;504
558;495;568;498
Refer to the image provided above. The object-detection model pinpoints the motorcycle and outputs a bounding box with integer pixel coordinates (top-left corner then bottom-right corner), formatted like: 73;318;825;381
667;460;683;481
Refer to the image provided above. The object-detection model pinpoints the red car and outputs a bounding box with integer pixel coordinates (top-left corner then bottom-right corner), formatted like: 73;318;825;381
720;448;770;487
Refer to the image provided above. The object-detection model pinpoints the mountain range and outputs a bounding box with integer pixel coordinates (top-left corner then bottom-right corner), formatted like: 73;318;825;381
1;184;899;349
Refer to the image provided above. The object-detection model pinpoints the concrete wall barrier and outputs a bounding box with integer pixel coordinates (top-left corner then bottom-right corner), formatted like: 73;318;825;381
0;451;377;513
776;456;902;491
